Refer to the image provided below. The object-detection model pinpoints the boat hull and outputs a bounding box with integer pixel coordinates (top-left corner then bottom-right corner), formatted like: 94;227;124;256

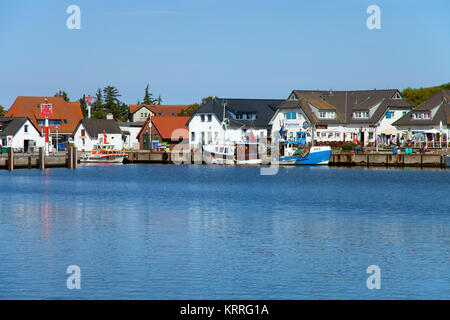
80;156;125;164
279;147;332;165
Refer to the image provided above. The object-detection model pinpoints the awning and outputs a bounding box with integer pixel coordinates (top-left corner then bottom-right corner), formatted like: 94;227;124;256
380;127;405;135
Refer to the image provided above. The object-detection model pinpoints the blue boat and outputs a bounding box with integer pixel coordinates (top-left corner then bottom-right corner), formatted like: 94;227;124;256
279;145;332;165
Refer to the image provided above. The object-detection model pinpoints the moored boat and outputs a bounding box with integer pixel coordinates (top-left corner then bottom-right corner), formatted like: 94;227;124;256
79;132;126;163
279;142;332;165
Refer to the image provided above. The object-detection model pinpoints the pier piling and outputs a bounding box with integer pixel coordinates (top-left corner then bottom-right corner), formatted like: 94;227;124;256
7;147;14;171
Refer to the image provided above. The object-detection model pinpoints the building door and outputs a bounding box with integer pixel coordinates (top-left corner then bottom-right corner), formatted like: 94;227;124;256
143;134;151;150
24;140;29;152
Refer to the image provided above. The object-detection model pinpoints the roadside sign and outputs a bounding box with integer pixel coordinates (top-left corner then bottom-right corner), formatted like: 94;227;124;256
40;103;53;117
85;96;93;104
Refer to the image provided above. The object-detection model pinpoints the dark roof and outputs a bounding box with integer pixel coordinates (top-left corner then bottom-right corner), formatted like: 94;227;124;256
393;90;450;127
187;98;284;128
279;89;412;125
76;119;122;137
0;117;40;136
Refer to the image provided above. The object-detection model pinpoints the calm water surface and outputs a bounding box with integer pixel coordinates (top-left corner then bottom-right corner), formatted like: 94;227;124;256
0;165;449;299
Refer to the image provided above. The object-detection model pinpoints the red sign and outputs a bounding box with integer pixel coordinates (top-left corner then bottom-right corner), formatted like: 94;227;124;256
85;96;93;104
40;103;53;117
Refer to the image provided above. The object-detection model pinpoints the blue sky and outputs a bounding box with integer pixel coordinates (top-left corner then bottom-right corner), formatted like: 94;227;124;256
0;0;449;108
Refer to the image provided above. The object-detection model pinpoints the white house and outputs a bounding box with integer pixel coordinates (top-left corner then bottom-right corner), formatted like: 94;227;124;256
187;98;284;149
73;119;124;152
270;89;413;146
0;117;44;151
393;90;450;147
118;122;143;150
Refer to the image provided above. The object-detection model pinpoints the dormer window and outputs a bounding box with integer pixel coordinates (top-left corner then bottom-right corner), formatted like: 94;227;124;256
392;92;402;99
412;112;431;120
288;93;298;100
319;111;336;119
353;111;369;119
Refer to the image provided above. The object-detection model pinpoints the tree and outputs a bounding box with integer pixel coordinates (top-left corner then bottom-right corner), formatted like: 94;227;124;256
401;83;450;107
79;95;88;118
142;84;156;105
178;96;217;116
54;90;70;102
91;88;105;119
156;94;162;105
0;105;5;117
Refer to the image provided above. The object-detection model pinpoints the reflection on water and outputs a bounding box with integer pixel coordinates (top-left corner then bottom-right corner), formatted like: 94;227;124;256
0;165;449;299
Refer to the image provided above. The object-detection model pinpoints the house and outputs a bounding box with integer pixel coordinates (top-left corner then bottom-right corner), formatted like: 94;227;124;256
187;98;284;149
269;89;413;146
393;90;450;147
0;117;43;151
118;122;143;150
5;96;83;147
73;119;123;151
137;116;190;150
129;104;191;122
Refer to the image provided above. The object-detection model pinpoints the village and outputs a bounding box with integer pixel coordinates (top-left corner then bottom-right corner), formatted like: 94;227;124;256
1;88;450;169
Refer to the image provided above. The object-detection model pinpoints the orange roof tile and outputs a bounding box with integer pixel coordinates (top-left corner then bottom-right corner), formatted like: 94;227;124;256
5;96;83;134
151;116;190;140
129;104;191;116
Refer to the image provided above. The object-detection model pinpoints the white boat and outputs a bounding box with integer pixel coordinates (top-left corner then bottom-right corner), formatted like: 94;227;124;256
202;101;263;165
79;132;126;163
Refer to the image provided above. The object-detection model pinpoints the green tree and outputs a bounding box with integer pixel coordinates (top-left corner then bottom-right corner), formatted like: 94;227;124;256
401;83;450;107
54;90;70;102
0;105;5;117
156;94;162;105
143;84;156;105
79;95;88;118
179;96;217;116
91;88;106;119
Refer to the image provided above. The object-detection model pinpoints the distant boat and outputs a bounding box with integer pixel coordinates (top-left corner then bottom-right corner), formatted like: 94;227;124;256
79;132;126;164
202;101;263;165
277;125;331;165
279;142;332;165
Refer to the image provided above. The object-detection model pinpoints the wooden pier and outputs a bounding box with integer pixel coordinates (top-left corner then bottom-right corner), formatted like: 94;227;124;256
329;151;447;167
0;147;78;170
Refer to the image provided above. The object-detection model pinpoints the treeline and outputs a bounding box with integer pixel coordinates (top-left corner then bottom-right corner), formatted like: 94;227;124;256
178;96;217;116
54;84;162;122
401;82;450;107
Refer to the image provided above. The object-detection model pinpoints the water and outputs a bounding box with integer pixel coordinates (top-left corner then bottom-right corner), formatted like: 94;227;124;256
0;165;449;299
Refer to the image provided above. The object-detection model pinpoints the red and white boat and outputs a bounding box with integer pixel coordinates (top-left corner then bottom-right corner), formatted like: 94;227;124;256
79;132;127;163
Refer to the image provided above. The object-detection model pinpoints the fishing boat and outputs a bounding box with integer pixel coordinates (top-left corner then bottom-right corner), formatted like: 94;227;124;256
277;125;332;165
279;142;332;165
202;101;263;165
79;132;127;163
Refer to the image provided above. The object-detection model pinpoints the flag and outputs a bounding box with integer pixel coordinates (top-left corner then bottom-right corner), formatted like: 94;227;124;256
250;129;256;143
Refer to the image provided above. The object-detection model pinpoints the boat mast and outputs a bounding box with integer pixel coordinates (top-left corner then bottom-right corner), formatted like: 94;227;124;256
221;100;228;144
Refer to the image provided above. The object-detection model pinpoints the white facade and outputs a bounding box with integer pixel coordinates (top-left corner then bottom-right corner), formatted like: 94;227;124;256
73;123;124;152
119;123;142;150
270;106;412;146
188;112;268;149
0;119;44;150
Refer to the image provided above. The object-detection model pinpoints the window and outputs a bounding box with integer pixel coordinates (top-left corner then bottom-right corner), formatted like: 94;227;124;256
393;92;402;99
319;111;336;119
353;111;369;119
172;112;175;116
81;129;85;136
201;115;205;122
413;112;431;120
207;114;212;122
286;112;297;120
24;125;28;133
403;111;407;116
191;132;195;141
158;112;162;116
82;138;85;146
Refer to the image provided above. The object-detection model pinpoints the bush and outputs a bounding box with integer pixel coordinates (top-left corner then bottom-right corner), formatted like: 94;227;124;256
341;142;358;151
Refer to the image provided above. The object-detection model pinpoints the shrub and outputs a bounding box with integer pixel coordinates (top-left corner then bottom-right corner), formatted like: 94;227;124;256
341;142;358;151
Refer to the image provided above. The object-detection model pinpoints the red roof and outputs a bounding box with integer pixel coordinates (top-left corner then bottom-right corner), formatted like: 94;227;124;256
139;116;190;140
129;104;191;116
5;96;83;134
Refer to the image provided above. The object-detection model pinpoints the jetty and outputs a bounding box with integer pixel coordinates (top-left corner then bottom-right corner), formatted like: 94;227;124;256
0;147;78;170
